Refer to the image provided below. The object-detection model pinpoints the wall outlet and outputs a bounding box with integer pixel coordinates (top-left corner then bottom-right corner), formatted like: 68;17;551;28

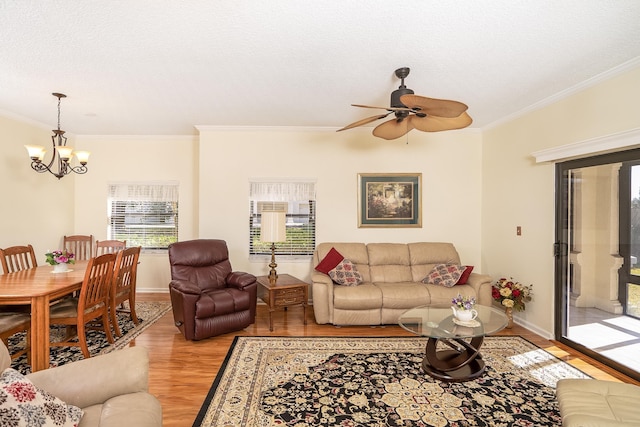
516;226;522;236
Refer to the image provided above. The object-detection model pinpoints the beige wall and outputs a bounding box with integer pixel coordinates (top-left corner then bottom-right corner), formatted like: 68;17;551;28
482;66;640;337
0;115;74;258
72;135;199;292
197;127;484;283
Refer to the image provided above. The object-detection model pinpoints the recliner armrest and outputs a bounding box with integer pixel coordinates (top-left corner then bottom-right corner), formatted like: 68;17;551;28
169;279;203;295
227;271;257;290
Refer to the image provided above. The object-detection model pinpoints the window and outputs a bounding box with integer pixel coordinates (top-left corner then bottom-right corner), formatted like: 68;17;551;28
107;182;179;250
249;179;316;258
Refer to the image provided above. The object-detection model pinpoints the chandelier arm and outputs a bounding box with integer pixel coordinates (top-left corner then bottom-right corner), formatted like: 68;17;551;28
66;164;88;175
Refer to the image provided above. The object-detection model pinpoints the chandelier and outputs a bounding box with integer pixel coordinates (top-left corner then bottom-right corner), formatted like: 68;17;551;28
25;93;90;179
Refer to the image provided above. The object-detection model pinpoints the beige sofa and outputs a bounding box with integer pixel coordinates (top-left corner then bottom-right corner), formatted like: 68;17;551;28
312;242;492;325
0;341;162;427
556;378;640;426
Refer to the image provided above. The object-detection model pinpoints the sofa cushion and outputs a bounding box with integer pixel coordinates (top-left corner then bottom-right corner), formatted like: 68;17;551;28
328;259;363;286
368;243;412;282
408;242;461;282
556;379;640;426
333;283;382;310
423;263;466;287
315;243;371;282
315;247;344;274
0;368;84;427
376;282;430;309
456;265;474;285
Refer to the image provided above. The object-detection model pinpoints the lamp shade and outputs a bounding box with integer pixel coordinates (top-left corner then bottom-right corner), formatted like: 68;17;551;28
261;210;286;243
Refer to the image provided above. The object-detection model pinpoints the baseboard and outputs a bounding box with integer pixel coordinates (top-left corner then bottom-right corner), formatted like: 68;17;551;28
516;318;553;340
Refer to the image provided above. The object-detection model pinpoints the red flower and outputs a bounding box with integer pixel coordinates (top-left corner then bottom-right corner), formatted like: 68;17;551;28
5;381;37;402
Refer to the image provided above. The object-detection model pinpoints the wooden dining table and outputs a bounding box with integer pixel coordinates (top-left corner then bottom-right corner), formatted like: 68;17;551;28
0;261;87;372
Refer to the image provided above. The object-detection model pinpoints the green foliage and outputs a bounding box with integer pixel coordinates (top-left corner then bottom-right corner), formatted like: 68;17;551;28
251;227;314;255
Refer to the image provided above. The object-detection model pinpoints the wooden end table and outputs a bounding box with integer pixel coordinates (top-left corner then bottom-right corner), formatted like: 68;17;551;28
256;274;308;332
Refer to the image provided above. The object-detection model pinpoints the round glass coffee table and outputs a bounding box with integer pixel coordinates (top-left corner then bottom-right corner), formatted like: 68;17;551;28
398;305;508;382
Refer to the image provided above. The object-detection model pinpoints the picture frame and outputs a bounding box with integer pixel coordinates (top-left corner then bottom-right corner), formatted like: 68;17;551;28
357;173;422;228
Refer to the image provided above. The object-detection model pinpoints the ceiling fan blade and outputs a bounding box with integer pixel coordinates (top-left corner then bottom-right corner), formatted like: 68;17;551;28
400;94;468;118
372;117;415;140
336;113;391;131
352;104;412;112
411;111;473;132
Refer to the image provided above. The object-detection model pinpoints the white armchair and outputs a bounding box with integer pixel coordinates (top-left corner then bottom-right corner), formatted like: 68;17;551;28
0;341;162;427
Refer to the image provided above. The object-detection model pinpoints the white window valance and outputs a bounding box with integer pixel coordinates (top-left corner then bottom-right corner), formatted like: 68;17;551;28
249;179;316;201
108;181;179;202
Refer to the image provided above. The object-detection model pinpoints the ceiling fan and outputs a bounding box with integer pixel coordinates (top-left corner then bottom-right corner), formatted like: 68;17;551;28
337;67;472;140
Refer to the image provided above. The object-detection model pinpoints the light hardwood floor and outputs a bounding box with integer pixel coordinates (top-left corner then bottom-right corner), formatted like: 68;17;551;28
134;294;640;427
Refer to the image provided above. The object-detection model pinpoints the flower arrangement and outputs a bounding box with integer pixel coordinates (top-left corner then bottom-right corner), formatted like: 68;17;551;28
451;294;476;310
492;277;532;311
45;249;75;266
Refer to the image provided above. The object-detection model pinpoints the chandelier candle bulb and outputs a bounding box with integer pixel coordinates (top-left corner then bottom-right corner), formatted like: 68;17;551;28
74;151;90;164
56;146;73;161
25;145;45;161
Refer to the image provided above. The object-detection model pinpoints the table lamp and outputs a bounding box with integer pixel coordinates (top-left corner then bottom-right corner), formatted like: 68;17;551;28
260;210;286;283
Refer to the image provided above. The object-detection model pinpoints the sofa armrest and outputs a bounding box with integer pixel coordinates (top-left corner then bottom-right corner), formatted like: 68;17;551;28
226;271;257;290
27;346;150;410
466;273;493;306
311;272;335;324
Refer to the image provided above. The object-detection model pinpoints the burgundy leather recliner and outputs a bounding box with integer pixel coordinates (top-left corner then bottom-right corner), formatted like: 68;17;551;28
168;239;257;340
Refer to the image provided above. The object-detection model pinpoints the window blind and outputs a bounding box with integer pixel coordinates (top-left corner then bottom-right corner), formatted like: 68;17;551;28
249;179;316;257
107;182;179;250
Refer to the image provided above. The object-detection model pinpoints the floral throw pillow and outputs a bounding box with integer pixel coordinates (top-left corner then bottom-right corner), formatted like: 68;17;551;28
328;259;362;286
423;264;467;287
0;368;83;427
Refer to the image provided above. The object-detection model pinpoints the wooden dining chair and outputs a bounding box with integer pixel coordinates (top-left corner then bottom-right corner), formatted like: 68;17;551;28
95;239;126;255
49;253;116;358
110;246;141;337
0;244;34;360
63;235;93;261
0;246;37;303
0;244;37;274
0;313;30;361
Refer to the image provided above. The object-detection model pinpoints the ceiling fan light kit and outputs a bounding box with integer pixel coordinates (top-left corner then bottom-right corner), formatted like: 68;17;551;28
338;67;472;140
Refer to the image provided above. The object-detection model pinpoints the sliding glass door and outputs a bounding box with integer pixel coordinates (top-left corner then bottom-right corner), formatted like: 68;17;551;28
621;163;640;319
555;149;640;381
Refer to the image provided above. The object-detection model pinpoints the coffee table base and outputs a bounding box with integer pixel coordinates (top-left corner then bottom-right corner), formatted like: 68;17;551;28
421;336;486;382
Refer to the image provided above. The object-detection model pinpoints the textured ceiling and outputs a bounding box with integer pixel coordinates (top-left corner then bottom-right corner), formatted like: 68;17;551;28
1;1;640;136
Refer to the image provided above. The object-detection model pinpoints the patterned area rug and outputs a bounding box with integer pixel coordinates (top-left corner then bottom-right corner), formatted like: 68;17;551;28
8;301;171;374
194;336;590;427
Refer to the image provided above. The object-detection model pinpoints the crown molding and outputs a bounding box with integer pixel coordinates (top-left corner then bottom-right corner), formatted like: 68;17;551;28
532;127;640;163
76;134;198;141
195;125;336;133
484;57;640;131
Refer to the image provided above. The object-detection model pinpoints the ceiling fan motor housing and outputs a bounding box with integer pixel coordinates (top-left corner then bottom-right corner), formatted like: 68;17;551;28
391;87;413;119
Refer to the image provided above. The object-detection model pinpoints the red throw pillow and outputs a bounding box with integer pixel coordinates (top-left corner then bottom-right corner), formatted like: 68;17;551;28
315;247;345;274
456;265;474;285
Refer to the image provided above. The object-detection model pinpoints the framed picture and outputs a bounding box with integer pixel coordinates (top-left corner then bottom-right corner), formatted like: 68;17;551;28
358;173;422;228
